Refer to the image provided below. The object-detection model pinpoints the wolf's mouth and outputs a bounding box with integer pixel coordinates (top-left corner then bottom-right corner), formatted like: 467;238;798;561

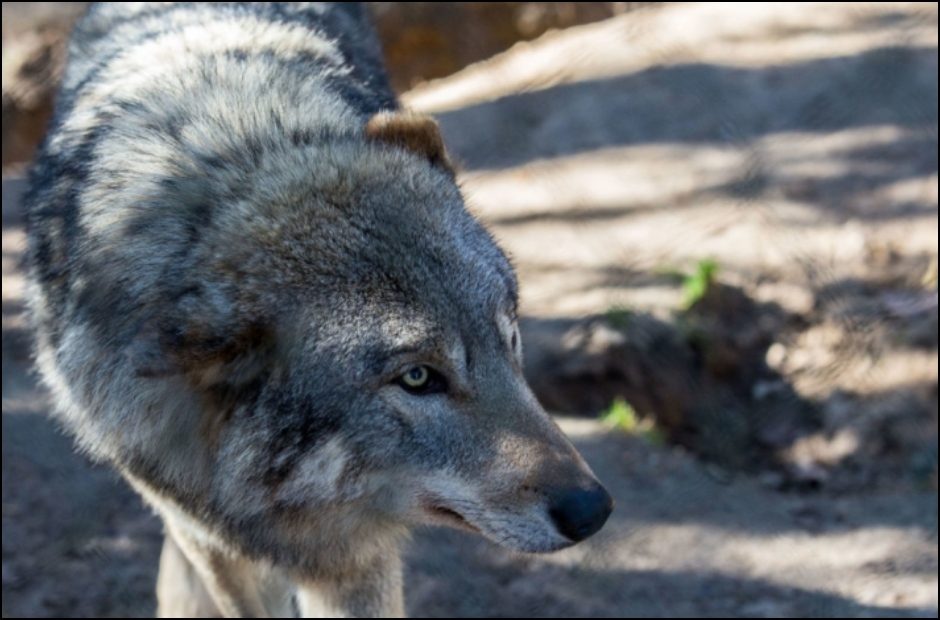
423;503;481;534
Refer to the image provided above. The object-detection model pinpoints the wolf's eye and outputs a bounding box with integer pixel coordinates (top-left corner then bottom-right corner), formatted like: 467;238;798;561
402;365;428;387
396;365;446;395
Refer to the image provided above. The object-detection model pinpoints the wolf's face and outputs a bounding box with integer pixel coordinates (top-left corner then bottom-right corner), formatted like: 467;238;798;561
238;115;612;555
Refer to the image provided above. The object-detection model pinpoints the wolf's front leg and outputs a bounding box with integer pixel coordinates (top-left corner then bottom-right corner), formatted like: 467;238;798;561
161;521;278;618
156;532;222;618
295;554;404;618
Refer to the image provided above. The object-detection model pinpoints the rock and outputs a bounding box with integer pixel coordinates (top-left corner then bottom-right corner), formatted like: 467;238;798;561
521;313;694;431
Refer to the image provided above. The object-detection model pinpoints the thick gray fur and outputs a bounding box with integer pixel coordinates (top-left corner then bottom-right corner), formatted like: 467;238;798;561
25;3;608;616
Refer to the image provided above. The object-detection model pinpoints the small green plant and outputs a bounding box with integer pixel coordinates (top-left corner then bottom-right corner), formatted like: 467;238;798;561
600;397;638;432
600;397;668;446
681;258;719;309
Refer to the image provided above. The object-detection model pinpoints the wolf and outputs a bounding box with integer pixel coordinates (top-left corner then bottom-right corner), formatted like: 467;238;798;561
24;3;613;616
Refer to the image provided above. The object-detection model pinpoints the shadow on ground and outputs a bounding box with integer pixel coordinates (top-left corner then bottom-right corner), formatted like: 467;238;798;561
437;46;938;173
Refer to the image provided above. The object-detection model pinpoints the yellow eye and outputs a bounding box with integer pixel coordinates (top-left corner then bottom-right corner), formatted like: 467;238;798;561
401;365;429;388
396;364;447;395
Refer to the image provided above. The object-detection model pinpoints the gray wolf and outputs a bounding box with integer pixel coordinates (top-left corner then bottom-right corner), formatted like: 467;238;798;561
24;3;612;616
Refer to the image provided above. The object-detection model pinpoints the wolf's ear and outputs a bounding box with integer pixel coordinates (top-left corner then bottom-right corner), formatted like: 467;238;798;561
127;320;271;380
365;110;453;172
124;289;272;381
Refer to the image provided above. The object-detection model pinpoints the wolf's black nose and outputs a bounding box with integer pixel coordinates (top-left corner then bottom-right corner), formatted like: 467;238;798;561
548;483;613;542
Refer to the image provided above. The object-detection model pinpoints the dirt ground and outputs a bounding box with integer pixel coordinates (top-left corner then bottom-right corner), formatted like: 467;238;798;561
2;2;938;617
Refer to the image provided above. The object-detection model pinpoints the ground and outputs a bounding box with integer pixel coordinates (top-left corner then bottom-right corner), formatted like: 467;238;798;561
2;2;938;617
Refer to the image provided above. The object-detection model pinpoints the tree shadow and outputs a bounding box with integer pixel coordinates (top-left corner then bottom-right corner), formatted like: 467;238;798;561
406;522;937;617
2;402;163;617
437;45;938;172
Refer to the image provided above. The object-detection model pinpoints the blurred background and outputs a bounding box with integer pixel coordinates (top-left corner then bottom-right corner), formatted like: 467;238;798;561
2;2;937;617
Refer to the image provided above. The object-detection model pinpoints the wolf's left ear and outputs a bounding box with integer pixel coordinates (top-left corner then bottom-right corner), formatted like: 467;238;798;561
365;110;454;172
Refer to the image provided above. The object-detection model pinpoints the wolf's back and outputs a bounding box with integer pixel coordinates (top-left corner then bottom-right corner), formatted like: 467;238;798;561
22;2;398;460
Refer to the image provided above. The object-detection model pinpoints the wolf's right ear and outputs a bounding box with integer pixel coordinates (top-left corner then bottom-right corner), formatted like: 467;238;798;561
126;318;273;382
124;290;272;381
365;110;454;173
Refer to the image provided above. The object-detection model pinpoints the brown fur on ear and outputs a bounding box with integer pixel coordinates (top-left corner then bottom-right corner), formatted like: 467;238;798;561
125;285;273;381
365;110;453;171
127;316;272;380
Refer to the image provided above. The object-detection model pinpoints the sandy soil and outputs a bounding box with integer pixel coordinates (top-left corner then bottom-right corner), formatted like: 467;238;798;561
3;2;938;617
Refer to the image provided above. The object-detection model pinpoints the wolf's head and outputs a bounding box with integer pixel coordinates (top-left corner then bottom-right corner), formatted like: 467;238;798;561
128;110;611;563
